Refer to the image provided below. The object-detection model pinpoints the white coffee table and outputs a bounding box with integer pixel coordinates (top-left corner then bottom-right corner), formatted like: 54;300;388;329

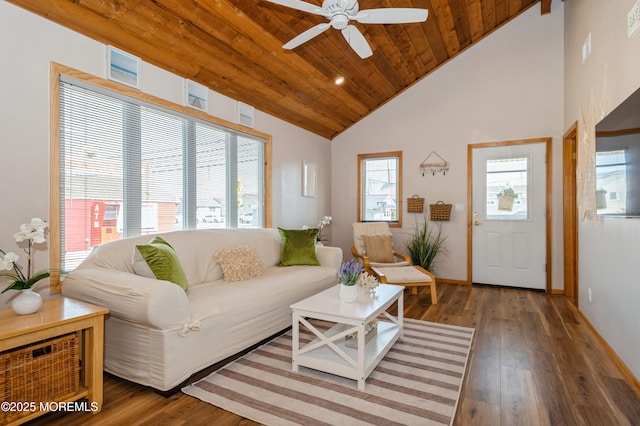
290;283;404;390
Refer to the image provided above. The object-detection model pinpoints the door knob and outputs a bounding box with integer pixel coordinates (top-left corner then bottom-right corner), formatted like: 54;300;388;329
473;220;480;226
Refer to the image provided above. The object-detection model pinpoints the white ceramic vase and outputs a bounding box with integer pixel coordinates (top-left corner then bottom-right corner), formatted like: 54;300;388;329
339;284;358;303
11;289;43;315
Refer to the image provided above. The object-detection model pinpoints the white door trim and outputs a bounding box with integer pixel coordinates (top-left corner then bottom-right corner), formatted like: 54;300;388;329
467;138;552;292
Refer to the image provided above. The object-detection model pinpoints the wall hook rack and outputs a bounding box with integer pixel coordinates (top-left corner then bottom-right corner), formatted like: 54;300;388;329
420;151;449;176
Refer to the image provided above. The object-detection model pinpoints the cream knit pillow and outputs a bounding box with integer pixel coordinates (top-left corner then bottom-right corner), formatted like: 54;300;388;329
215;245;264;282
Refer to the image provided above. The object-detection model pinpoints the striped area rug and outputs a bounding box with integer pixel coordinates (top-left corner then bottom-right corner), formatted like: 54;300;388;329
182;318;474;426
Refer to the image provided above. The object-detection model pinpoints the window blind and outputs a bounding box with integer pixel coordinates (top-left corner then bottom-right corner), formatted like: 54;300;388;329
59;78;265;271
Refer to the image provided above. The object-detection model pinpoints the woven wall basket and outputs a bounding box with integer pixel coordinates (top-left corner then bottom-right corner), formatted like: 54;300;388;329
407;195;424;213
430;201;452;221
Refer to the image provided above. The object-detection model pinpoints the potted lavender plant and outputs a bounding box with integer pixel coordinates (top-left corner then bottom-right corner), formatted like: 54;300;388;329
337;259;362;303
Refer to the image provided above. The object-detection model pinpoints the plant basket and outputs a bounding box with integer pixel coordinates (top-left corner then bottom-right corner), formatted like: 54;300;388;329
407;195;425;213
430;201;452;221
497;195;515;211
0;332;80;424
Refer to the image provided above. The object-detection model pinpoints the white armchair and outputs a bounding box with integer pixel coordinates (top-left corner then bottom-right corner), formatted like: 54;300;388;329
351;222;411;274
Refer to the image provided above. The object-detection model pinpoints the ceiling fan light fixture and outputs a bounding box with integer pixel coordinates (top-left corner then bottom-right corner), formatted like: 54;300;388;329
331;14;349;30
335;76;345;85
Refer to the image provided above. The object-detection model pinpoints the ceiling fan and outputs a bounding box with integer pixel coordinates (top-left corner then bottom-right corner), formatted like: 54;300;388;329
267;0;428;59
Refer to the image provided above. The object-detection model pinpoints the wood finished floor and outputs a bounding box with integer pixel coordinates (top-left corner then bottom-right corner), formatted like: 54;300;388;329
30;283;640;426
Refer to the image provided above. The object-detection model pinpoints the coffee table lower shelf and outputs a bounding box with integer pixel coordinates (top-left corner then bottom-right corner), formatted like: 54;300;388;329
291;284;404;391
295;321;401;387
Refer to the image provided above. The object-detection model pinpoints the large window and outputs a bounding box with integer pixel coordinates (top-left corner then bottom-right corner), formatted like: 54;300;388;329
358;151;402;226
55;67;269;274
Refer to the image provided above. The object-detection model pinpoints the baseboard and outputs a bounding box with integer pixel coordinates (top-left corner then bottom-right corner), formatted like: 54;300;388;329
437;278;567;293
437;278;469;285
576;307;640;397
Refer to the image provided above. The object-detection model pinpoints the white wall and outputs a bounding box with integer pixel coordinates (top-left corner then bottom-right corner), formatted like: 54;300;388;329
0;2;331;305
564;0;640;380
331;4;565;286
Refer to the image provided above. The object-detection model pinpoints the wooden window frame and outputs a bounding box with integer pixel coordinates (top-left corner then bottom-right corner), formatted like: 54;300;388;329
357;151;403;228
49;63;272;293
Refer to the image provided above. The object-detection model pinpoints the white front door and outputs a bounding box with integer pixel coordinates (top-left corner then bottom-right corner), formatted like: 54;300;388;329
471;142;547;290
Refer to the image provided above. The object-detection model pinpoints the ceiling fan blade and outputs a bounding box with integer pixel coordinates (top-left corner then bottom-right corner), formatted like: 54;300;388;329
345;0;358;11
266;0;326;16
341;25;372;59
355;8;428;24
283;23;331;49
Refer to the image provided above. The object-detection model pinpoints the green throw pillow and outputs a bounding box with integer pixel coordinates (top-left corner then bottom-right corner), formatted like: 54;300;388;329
277;228;320;266
134;236;189;291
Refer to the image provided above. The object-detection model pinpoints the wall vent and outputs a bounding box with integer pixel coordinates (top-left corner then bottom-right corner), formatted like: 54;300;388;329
237;102;255;128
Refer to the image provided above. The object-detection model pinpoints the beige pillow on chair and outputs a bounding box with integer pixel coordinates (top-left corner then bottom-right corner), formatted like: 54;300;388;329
363;235;394;263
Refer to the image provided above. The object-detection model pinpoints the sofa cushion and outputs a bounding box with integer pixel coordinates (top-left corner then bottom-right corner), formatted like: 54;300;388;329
216;245;264;282
277;228;320;266
363;234;394;263
133;236;189;290
152;229;280;285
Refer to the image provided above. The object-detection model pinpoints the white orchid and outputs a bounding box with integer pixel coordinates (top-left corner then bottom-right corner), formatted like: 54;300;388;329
303;216;333;242
316;215;332;242
0;251;18;271
1;218;51;293
14;218;48;243
318;216;332;227
1;252;18;271
30;217;48;231
13;225;31;243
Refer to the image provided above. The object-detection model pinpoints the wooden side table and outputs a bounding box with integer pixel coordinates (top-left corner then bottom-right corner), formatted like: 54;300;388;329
0;297;109;425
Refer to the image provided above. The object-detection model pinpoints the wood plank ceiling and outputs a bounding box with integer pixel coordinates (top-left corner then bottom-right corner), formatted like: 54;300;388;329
9;0;549;139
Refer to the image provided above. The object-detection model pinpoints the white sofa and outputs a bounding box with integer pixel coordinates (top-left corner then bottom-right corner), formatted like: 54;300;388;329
62;228;342;392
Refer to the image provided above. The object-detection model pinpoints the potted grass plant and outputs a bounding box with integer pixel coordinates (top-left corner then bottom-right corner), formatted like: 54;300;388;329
406;217;447;275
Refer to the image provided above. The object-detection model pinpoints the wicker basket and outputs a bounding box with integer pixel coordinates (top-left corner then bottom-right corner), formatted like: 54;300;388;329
407;195;425;213
430;201;452;221
0;332;80;424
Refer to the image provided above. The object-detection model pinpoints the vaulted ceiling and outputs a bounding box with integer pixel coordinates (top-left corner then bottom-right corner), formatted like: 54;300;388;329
9;0;553;139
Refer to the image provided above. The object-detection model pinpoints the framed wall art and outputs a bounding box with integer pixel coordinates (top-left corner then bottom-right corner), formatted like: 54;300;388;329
303;161;317;197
